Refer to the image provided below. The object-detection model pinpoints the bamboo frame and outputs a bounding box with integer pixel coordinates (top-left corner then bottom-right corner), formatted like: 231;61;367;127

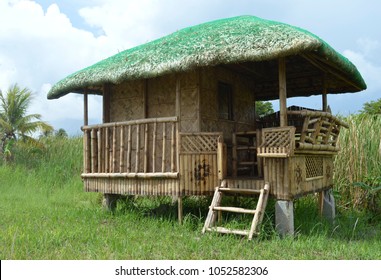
82;117;179;176
278;58;287;127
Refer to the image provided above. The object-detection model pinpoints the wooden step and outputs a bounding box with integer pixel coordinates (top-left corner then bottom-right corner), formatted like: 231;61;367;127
212;206;256;214
206;226;250;237
218;187;262;195
236;146;256;150
238;161;257;166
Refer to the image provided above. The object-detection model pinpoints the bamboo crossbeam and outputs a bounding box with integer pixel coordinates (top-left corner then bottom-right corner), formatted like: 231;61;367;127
81;116;178;130
296;142;340;152
81;172;179;179
287;110;349;128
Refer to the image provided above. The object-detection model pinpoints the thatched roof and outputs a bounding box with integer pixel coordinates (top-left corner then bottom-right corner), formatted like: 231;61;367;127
47;15;366;100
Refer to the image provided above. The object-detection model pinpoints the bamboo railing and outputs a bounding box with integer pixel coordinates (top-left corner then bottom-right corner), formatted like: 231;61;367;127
81;117;179;178
258;110;348;157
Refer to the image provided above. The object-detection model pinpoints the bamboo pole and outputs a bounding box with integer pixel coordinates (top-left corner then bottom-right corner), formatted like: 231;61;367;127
144;123;148;173
105;127;109;172
97;128;102;173
84;90;88;126
171;123;176;172
112;125;117;172
162;123;166;173
82;116;178;130
135;124;140;173
322;73;328;112
232;133;237;177
279;57;287;127
83;129;91;173
152;122;157;173
127;125;132;172
119;126;125;172
91;129;97;173
81;172;179;179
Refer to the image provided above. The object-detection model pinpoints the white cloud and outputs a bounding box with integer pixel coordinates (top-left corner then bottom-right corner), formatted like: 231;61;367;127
343;46;381;94
0;0;114;134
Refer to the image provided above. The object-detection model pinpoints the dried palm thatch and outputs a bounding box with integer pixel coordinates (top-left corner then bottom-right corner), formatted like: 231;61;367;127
47;15;366;100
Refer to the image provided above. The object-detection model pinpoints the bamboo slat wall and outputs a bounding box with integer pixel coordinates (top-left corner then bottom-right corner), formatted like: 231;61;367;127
82;117;179;177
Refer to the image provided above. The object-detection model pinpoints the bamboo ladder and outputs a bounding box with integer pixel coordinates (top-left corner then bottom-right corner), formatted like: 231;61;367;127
202;182;270;240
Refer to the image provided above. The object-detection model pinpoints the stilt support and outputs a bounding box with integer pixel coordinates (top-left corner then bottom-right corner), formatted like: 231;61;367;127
275;200;294;237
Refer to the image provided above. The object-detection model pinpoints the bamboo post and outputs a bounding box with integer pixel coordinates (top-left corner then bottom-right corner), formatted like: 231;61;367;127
322;72;328;112
144;123;148;173
112;125;117;172
279;58;287;127
84;90;88;126
105;127;109;172
97;128;102;173
232;133;237;177
102;84;110;123
91;128;98;173
135;124;140;173
152;122;157;173
171;123;176;172
127;125;132;173
83;129;91;173
162;123;166;173
120;125;125;172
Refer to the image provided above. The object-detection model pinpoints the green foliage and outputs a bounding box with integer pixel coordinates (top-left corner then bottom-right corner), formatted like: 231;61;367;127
255;101;274;117
360;98;381;115
0;84;53;161
334;114;381;212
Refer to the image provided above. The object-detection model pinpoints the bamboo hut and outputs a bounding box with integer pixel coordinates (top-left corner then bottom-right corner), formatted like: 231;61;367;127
48;16;366;236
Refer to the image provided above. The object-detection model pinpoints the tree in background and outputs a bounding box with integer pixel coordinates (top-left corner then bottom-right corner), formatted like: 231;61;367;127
255;101;274;117
360;98;381;115
0;84;53;162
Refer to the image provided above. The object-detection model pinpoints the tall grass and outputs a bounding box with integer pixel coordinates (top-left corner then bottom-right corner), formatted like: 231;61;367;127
334;114;381;211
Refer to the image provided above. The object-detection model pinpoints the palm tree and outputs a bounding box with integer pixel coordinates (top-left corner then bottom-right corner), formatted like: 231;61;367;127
0;84;53;156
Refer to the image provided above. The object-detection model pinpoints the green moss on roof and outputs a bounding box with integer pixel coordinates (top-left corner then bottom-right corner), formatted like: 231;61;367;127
47;15;366;99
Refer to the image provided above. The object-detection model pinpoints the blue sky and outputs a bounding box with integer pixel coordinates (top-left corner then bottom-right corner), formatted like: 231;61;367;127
0;0;380;135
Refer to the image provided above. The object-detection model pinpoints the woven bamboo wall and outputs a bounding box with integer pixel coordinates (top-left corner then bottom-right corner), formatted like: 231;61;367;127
179;71;200;132
110;80;145;122
147;74;176;118
199;66;256;142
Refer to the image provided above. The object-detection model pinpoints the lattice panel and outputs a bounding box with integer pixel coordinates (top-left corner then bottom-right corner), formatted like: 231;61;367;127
305;156;323;178
258;127;295;157
180;133;221;153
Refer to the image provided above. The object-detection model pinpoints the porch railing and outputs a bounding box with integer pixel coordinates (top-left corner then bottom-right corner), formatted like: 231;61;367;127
257;110;349;157
81;117;179;178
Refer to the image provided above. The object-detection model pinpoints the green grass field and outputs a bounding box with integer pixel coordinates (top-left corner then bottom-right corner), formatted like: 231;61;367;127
1;116;381;259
